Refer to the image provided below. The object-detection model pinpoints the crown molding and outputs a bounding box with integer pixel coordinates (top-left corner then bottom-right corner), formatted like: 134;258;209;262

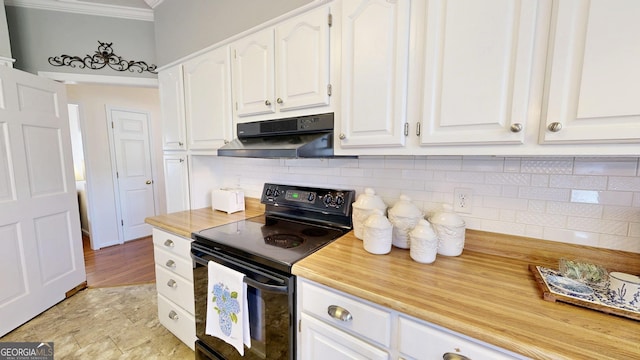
4;0;154;21
38;71;158;87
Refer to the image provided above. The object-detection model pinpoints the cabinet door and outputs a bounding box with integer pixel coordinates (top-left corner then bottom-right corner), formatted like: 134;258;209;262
419;0;548;145
275;5;331;112
300;314;390;360
183;46;233;150
159;65;186;151
232;28;275;118
163;154;190;213
339;0;411;148
541;0;640;143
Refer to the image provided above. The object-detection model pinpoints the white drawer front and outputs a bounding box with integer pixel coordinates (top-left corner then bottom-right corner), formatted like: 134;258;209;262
157;293;196;350
154;246;194;282
300;280;391;347
156;265;195;314
152;228;192;259
398;316;519;360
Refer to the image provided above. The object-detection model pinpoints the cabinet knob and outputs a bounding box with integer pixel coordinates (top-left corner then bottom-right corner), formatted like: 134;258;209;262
224;139;230;144
265;99;272;106
327;305;352;322
276;97;283;104
167;279;177;288
164;239;174;248
165;259;176;268
442;353;471;360
339;133;346;140
178;141;184;147
168;310;179;321
510;123;523;133
547;122;563;132
179;158;184;163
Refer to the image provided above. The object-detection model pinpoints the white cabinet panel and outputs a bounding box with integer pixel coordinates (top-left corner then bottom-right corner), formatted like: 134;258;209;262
300;313;390;360
276;5;331;112
158;65;186;151
339;0;411;148
541;0;640;143
232;28;275;118
183;46;233;149
419;0;548;145
163;154;190;213
157;294;196;350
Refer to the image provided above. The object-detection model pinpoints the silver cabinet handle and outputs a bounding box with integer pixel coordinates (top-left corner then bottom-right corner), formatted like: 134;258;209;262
165;260;176;268
510;123;523;133
547;122;563;132
327;305;352;322
276;97;283;104
265;99;271;106
443;353;471;360
179;158;184;163
178;141;184;146
224;139;229;144
168;310;179;320
339;133;346;140
167;279;177;288
164;239;174;248
416;122;421;136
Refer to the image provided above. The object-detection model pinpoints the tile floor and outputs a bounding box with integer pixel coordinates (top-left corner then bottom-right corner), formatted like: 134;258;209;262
0;284;193;359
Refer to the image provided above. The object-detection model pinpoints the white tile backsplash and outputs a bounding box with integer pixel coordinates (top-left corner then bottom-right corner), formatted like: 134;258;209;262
203;155;640;253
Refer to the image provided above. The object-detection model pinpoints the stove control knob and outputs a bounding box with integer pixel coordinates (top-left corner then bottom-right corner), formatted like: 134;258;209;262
273;189;281;197
308;192;316;202
335;194;344;206
265;188;273;197
323;194;333;206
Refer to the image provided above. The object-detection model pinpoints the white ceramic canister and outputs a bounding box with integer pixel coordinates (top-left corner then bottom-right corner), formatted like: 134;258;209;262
408;219;438;263
429;204;466;256
388;195;423;249
352;188;387;240
362;209;393;255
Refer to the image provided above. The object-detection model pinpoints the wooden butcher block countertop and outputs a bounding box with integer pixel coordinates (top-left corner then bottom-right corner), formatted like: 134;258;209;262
145;198;265;237
293;230;640;360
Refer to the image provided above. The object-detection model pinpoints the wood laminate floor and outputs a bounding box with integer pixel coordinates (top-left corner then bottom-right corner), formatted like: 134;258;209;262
83;235;156;288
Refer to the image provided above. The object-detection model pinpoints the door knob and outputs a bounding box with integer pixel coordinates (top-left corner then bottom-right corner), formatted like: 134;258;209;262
146;180;152;185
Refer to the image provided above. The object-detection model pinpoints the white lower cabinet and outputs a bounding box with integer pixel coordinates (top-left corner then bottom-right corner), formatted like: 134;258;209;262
298;278;524;360
152;228;196;350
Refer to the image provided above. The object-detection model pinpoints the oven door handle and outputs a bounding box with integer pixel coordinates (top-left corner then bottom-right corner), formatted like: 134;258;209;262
193;255;289;294
243;277;288;294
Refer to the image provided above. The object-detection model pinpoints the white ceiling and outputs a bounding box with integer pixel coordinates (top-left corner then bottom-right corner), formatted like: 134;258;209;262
5;0;160;20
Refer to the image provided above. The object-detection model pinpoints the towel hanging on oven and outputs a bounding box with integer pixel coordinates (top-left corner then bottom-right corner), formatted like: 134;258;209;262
206;260;251;355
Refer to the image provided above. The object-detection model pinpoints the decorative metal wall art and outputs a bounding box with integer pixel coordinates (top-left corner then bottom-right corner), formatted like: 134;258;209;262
48;41;157;74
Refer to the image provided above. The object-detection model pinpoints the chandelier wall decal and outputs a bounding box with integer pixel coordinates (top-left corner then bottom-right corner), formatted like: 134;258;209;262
48;41;158;74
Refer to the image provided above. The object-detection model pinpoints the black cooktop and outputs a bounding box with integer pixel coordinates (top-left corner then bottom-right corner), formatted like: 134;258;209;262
193;215;348;273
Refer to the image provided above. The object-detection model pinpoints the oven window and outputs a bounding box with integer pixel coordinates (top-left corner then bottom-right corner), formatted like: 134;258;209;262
193;258;293;360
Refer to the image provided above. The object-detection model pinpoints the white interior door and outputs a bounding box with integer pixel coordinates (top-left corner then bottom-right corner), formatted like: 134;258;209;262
108;108;156;242
0;67;86;336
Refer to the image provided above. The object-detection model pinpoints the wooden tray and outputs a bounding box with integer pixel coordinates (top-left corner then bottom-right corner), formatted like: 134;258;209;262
529;264;640;321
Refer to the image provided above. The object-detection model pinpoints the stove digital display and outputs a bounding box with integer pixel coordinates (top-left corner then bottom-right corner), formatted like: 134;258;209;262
285;190;315;202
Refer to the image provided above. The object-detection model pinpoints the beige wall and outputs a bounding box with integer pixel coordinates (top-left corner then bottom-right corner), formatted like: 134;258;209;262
66;84;163;249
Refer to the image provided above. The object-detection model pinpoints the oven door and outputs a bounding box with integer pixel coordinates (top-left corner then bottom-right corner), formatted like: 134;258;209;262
192;242;294;360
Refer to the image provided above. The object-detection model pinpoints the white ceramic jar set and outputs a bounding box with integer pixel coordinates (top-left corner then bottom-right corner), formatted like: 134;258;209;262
352;188;466;264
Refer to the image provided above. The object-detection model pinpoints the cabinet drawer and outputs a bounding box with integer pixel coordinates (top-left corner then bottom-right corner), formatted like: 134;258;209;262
300;280;391;347
154;245;194;282
157;293;196;350
398;316;519;360
152;228;192;258
156;265;195;314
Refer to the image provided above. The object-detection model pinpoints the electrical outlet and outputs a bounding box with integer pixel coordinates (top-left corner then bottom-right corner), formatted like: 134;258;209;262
453;188;472;213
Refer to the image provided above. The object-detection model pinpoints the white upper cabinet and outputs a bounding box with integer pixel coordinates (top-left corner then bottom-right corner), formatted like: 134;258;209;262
232;5;332;121
158;65;186;151
541;0;640;144
338;0;411;148
419;0;548;146
183;46;233;150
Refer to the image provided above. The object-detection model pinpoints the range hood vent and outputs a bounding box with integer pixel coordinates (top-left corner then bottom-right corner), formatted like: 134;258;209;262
218;113;336;158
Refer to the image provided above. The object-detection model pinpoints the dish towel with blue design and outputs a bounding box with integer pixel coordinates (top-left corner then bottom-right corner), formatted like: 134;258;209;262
205;261;251;355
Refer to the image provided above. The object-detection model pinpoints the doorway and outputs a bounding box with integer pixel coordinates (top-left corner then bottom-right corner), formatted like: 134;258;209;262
107;107;156;242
